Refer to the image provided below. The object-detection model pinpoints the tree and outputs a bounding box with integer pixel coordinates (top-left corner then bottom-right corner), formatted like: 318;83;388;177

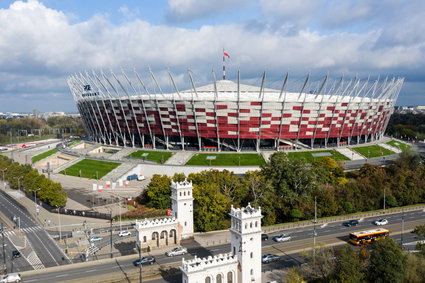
192;182;229;232
313;157;347;186
331;245;365;283
285;267;306;283
141;174;171;209
367;238;407;283
302;244;336;282
403;253;425;283
413;225;425;256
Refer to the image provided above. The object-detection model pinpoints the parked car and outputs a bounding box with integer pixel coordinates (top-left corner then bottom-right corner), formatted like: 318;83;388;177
262;254;280;264
343;220;359;227
166;247;187;257
118;231;131;237
137;175;146;181
0;273;21;282
127;174;138;181
89;236;103;242
272;234;291;242
12;250;21;258
133;256;156;266
374;219;388;226
261;234;269;241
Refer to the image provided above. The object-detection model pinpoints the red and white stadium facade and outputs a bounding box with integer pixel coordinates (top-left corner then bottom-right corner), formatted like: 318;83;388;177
68;70;403;152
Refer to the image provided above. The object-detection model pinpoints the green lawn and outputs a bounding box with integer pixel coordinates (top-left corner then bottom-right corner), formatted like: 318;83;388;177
67;140;81;147
186;153;266;166
386;140;411;151
59;159;121;179
128;150;173;164
352;145;395;158
0;134;56;145
31;149;58;163
286;150;349;162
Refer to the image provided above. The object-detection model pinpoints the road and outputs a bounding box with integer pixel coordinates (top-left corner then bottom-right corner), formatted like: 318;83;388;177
0;191;70;269
20;209;425;283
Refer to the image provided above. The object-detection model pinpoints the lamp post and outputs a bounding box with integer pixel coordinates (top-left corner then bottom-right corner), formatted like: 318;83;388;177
56;206;62;241
32;188;41;216
313;196;317;269
1;223;6;275
136;243;142;283
383;188;386;213
401;208;405;248
14;176;23;191
0;168;7;190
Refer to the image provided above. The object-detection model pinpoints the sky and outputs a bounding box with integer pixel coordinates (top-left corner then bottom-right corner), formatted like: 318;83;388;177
0;0;425;112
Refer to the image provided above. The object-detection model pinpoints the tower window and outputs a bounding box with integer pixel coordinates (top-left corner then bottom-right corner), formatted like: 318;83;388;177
185;221;187;226
250;252;253;258
255;221;258;227
250;269;253;275
250;222;252;228
179;192;182;196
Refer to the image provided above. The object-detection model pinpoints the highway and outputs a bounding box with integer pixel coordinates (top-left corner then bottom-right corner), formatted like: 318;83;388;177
20;209;425;283
0;191;70;270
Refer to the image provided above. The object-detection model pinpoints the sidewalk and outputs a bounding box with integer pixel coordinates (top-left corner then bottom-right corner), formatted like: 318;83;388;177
4;187;108;232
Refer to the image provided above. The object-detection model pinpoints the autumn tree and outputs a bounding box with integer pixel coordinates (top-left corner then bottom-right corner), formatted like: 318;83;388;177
367;238;407;283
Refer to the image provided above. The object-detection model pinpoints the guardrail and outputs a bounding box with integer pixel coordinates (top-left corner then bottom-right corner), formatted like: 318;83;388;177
262;205;425;233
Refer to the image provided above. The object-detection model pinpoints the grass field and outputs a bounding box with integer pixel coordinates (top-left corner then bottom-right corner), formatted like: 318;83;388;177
127;150;173;164
31;149;58;163
186;153;266;166
59;159;121;179
286;150;350;162
386;140;411;151
352;145;395;158
67;140;81;147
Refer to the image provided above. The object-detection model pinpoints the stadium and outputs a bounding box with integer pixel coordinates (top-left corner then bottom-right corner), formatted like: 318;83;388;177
68;70;403;152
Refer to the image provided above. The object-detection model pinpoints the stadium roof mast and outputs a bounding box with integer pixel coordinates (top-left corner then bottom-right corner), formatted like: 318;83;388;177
223;49;230;80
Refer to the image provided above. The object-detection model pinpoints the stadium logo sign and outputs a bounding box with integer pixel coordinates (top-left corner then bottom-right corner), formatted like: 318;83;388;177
82;84;99;97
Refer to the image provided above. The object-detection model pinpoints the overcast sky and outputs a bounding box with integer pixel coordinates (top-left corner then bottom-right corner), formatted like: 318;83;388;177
0;0;424;112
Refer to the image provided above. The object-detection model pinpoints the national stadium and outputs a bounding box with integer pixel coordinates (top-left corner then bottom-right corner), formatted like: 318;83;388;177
68;70;403;152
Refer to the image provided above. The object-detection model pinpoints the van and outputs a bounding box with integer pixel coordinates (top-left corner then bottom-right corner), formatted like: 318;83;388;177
0;273;21;282
127;174;138;181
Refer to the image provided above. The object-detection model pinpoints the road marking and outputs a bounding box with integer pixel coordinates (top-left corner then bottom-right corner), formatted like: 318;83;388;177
23;279;37;282
85;269;97;272
55;274;69;277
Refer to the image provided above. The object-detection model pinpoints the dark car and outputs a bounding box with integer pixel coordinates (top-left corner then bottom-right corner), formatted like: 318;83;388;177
343;220;359;227
12;250;21;258
261;234;269;241
133;256;156;266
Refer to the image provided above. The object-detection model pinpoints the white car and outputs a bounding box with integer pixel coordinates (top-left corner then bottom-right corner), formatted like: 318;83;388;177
272;233;292;242
0;273;21;282
89;236;103;242
166;247;187;257
374;219;388;226
118;231;131;237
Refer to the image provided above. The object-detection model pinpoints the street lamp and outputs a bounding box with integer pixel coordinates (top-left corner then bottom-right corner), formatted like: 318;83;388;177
0;168;7;190
136;243;142;283
56;206;62;241
14;176;23;191
32;188;41;216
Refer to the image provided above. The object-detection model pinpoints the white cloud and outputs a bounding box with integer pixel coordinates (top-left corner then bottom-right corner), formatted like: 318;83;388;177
166;0;250;22
0;0;425;111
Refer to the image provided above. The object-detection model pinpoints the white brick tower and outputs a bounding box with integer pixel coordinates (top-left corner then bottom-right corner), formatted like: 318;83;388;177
229;203;263;283
171;179;194;240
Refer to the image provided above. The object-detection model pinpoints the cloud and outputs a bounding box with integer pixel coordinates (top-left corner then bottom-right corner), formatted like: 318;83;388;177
0;0;425;111
166;0;250;22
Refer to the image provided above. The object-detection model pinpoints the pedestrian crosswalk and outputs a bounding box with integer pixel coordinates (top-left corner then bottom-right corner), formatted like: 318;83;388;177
26;251;45;270
3;226;43;237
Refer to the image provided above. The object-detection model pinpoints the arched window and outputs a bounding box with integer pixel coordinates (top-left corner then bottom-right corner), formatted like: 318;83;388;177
184;191;186;196
188;191;191;196
143;236;147;242
185;221;187;226
255;221;258;227
233;246;236;255
250;252;253;258
250;269;253;275
179;192;182;196
217;274;222;283
245;223;247;229
250;222;252;228
205;276;211;283
227;271;233;283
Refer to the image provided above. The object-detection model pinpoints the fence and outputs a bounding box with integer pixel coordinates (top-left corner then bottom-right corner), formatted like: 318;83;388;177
262;205;425;233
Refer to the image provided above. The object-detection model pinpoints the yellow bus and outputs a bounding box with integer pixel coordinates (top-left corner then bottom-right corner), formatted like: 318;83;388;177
348;228;390;245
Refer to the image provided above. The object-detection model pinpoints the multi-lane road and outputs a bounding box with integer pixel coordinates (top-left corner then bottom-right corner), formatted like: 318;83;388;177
0;191;70;271
19;209;425;283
